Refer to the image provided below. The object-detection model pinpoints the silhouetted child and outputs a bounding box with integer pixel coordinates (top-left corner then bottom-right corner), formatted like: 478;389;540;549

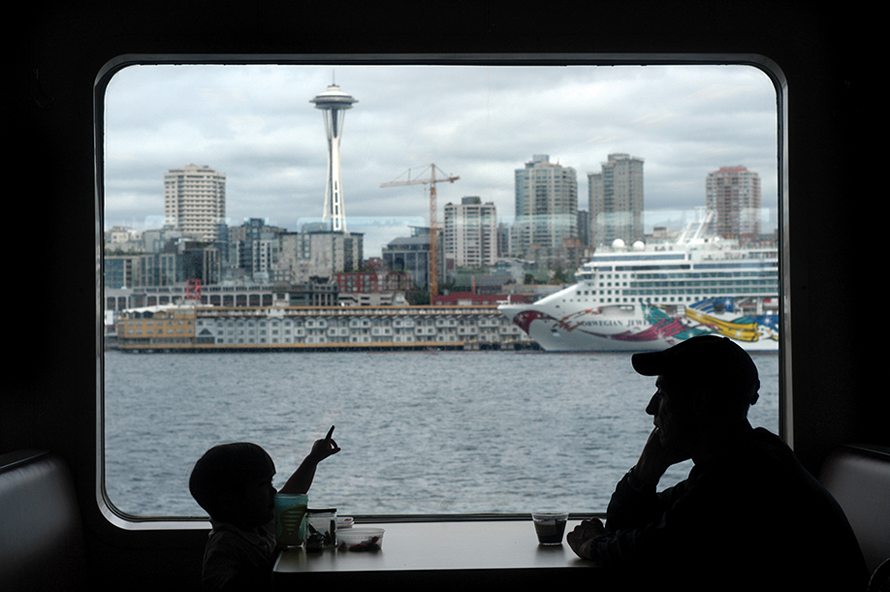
189;426;340;591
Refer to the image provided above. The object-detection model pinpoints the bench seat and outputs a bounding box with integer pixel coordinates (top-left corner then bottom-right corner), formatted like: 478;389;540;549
0;450;88;592
819;444;890;576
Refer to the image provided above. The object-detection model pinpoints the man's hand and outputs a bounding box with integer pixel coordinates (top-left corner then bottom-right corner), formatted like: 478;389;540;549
634;427;688;489
567;518;606;562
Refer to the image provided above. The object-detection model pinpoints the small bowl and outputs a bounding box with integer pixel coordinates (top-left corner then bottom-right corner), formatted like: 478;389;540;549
337;527;385;552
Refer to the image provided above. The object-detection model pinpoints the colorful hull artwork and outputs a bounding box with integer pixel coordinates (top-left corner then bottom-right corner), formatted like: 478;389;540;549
501;298;779;352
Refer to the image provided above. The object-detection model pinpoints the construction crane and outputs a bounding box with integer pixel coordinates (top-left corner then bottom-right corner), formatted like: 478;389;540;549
381;164;459;301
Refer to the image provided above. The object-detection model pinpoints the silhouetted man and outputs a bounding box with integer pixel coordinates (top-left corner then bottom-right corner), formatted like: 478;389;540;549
567;335;867;590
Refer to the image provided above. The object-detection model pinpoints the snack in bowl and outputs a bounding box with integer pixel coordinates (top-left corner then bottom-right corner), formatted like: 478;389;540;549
336;527;385;552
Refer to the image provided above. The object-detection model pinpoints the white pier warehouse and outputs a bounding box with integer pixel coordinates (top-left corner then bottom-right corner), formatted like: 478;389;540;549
113;304;534;352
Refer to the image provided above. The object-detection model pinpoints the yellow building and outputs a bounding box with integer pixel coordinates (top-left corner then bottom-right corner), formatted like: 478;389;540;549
116;307;196;349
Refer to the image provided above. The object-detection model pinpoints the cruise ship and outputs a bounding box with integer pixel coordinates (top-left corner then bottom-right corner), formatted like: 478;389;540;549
498;213;779;352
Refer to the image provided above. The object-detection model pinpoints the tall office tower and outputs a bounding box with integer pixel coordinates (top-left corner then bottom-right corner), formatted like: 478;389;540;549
706;166;762;238
232;218;286;282
163;164;226;242
576;209;591;247
310;84;358;233
496;223;511;259
381;227;441;291
511;155;578;258
588;153;644;248
444;197;498;268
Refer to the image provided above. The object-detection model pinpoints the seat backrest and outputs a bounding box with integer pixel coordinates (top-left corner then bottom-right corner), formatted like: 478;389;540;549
868;558;890;592
0;450;88;592
820;444;890;575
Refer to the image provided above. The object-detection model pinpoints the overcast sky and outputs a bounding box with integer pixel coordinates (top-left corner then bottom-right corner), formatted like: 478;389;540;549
103;63;778;255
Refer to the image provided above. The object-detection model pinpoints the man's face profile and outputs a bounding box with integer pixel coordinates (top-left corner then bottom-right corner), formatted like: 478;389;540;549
647;376;697;455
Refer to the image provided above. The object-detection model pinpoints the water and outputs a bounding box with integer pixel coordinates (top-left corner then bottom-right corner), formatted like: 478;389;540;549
104;349;780;517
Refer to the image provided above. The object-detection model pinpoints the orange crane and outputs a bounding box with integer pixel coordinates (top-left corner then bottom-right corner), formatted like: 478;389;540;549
381;164;459;300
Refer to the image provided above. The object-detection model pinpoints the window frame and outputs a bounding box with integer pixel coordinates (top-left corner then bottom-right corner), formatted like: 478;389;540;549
94;53;789;530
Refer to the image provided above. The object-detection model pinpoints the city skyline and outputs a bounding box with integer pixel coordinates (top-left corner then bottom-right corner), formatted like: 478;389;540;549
103;64;779;255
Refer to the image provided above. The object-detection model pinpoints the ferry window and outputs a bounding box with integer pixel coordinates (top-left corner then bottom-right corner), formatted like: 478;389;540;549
101;62;780;519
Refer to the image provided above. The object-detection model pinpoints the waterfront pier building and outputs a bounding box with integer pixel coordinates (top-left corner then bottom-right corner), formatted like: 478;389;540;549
114;304;532;351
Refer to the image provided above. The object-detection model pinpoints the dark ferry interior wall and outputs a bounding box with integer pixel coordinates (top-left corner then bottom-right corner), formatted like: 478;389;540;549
9;1;879;590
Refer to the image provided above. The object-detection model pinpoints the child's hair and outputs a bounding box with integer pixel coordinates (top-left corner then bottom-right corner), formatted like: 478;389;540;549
189;442;275;521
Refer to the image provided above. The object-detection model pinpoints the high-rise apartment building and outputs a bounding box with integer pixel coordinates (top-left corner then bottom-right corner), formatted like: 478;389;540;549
511;155;578;258
444;196;498;269
588;153;644;248
163;164;226;242
706;166;762;238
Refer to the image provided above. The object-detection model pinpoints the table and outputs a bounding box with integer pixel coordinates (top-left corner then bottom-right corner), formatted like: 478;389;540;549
273;519;617;590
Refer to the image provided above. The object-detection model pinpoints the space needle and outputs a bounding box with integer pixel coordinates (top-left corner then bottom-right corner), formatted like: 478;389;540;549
310;83;358;233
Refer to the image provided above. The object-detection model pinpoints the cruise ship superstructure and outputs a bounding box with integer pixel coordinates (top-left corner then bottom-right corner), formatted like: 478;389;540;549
498;212;779;352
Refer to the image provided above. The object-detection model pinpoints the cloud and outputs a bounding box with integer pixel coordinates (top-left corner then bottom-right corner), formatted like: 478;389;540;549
102;62;778;254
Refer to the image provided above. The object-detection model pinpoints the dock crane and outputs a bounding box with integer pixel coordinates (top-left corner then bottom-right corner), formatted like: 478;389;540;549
381;164;459;300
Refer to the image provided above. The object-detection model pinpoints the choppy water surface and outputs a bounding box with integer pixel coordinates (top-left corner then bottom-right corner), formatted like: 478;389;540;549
104;350;779;517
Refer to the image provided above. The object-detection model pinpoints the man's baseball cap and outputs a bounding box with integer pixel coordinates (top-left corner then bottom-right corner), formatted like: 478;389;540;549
631;335;760;405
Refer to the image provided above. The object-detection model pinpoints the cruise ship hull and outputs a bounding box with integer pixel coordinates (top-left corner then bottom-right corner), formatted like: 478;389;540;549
498;299;779;352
